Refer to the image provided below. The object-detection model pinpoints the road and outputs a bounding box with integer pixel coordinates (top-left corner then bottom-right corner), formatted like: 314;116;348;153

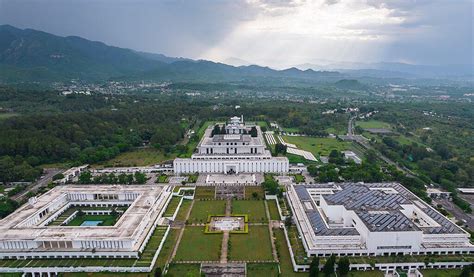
433;198;474;229
12;168;62;201
347;114;416;177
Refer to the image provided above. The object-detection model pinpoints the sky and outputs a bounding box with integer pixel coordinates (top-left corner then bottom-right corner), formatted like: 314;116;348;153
0;0;472;69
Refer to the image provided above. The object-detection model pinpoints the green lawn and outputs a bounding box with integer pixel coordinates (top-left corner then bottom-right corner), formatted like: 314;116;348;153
347;271;384;277
420;269;463;277
283;136;352;157
94;148;176;167
244;186;265;200
273;228;306;276
163;197;182;217
66;214;118;226
246;263;279;277
0;113;19;120
175;199;192;221
287;225;309;264
194;186;215;199
174;227;222;261
232;200;267;223
154;228;180;270
282;127;300;133
292;174;305;183
157;174;169;183
356;120;392;129
228;225;273;261
267;200;280;220
165;263;201;277
188;200;226;224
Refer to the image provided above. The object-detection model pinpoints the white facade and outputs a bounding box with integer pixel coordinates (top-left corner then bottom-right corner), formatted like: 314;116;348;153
174;116;289;174
287;183;473;258
0;185;172;259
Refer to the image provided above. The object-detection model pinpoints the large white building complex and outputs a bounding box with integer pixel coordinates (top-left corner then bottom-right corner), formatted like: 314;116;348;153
0;185;172;259
174;116;289;174
287;182;474;257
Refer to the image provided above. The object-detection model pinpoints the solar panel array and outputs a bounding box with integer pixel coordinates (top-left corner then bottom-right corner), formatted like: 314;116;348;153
293;183;464;235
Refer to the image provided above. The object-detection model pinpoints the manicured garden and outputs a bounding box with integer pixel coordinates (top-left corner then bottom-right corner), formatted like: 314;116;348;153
194;186;215;199
165;263;201;276
228;225;273;261
188;200;226;224
66;214;118;226
175;199;192;221
246;263;279;277
267;200;280;220
231;200;267;223
244;186;265;199
163;197;182;217
174;227;222;261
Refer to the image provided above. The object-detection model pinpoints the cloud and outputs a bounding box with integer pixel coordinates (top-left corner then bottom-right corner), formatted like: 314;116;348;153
0;0;471;67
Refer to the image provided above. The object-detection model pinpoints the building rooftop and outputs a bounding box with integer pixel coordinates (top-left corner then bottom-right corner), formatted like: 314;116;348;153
292;183;465;235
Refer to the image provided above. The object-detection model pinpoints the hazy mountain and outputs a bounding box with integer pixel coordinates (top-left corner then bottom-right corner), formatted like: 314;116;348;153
296;61;473;79
0;25;343;84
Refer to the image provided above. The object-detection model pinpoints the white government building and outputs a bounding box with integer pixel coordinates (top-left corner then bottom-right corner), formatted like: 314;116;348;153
174;116;289;174
287;182;474;257
0;185;172;259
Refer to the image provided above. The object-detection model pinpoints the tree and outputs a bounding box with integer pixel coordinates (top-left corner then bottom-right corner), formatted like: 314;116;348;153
250;126;258;137
134;172;147;184
322;255;336;276
309;256;320;277
284;215;292;227
337;256;350;276
251;192;259;199
154;267;162;277
460;265;472;277
78;172;92;184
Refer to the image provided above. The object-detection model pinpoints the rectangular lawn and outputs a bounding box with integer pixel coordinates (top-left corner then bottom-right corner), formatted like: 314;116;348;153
283;136;352;157
228;225;273;261
267;200;280;220
244;186;265;199
232;200;267;223
174;227;222;261
188;200;226;224
194;186;215;200
247;263;279;277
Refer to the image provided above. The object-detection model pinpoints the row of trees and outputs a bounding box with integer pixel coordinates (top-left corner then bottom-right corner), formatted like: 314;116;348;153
78;172;148;184
309;255;350;277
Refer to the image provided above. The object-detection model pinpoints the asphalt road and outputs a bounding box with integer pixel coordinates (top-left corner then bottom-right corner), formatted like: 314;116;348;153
433;198;474;229
11;168;62;201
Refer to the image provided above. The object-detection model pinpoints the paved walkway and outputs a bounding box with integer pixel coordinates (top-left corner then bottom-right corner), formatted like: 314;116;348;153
169;200;194;262
220;199;232;263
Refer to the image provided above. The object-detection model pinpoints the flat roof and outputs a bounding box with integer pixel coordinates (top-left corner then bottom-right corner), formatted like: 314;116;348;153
292;183;464;234
0;185;169;245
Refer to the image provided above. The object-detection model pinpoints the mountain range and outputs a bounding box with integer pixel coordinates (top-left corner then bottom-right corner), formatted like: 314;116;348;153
0;25;471;85
0;25;341;84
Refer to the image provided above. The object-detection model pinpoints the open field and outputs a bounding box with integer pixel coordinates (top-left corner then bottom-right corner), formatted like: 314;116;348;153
244;186;265;199
94;148;176;167
228;225;273;261
188;200;226;224
267;200;280;220
356;120;392;129
232;200;267;223
0;113;19;120
282;127;300;133
174;227;222;261
165;263;201;276
246;263;279;276
283;136;352;157
194;186;215;199
163;197;181;217
175;199;192;221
